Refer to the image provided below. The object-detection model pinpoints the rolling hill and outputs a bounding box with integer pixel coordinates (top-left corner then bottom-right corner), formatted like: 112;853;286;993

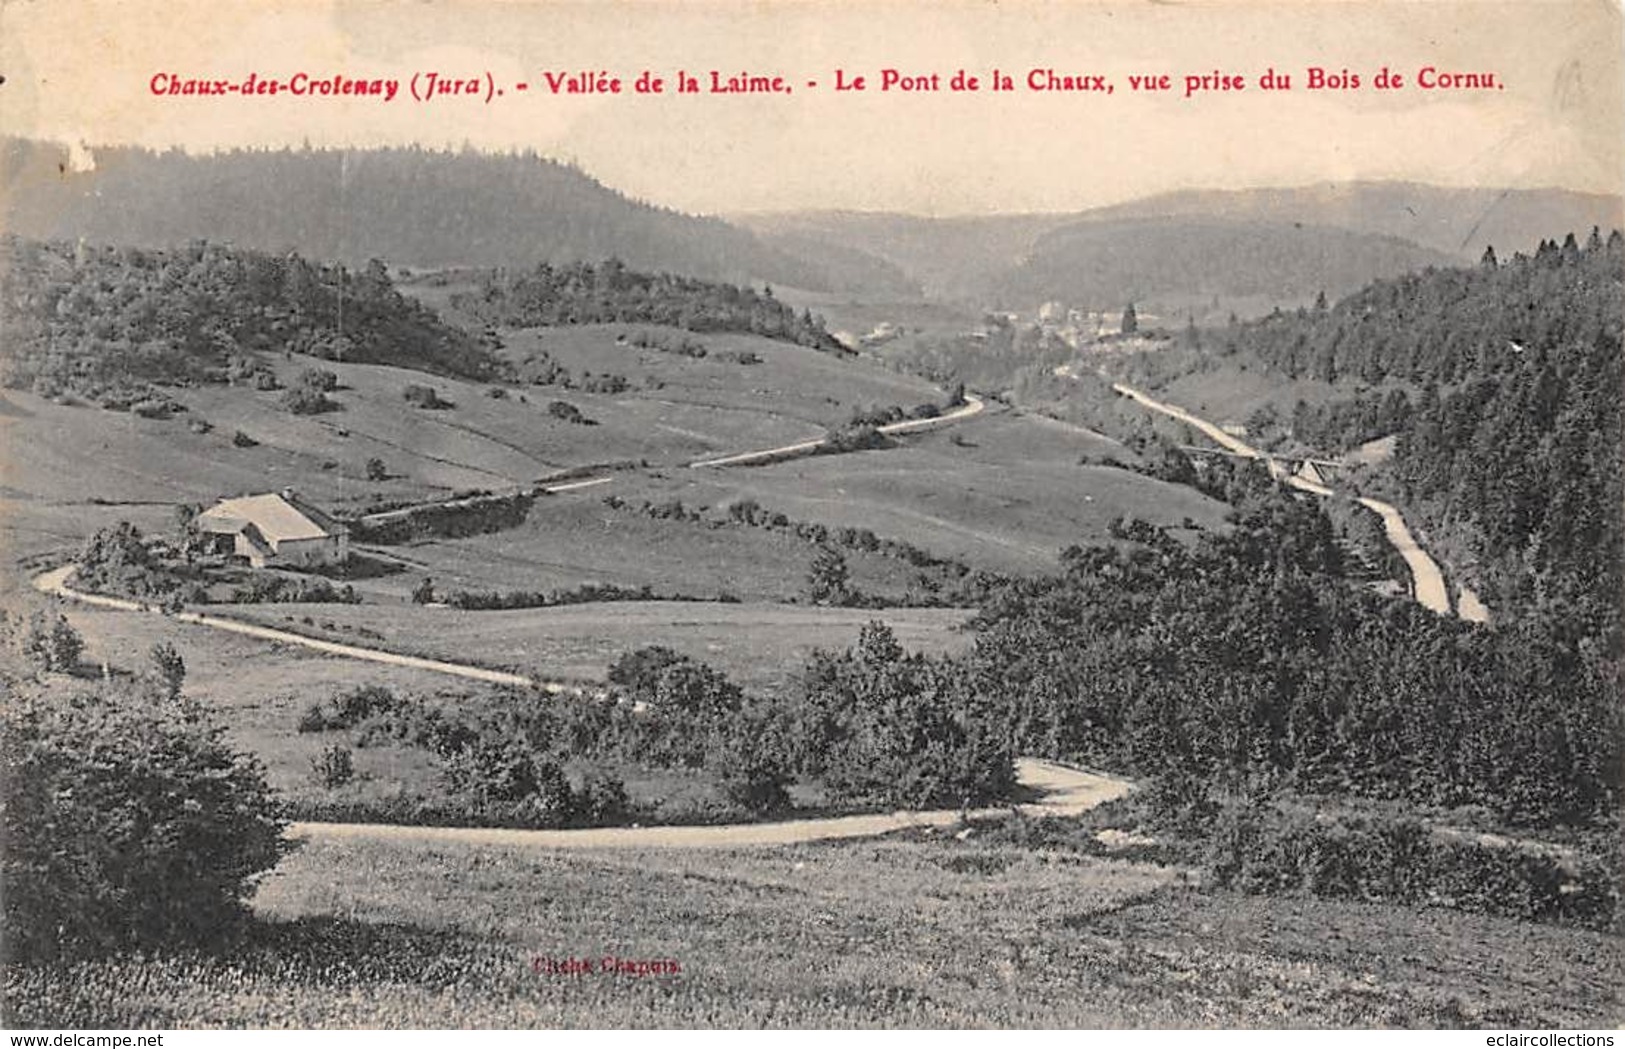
0;140;882;294
739;183;1623;314
1076;182;1625;261
991;217;1459;314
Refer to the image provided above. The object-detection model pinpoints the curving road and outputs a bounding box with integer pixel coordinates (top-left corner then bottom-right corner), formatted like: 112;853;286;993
32;564;1131;850
25;382;1132;850
288;757;1131;850
1111;381;1455;617
1353;496;1450;615
689;394;985;469
32;565;548;690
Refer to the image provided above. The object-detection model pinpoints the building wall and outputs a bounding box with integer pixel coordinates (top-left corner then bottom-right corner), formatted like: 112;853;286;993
232;533;269;568
274;535;345;567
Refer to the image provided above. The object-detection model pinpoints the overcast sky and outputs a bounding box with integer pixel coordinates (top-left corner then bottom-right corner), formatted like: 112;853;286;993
3;0;1620;216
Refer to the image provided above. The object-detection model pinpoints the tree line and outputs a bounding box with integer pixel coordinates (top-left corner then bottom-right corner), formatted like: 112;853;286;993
452;258;845;353
0;236;507;410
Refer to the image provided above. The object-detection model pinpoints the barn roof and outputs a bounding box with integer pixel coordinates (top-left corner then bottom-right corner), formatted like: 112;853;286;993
196;490;346;542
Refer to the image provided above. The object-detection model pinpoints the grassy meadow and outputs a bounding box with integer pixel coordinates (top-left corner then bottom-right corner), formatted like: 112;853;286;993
7;832;1618;1028
51;598;970;808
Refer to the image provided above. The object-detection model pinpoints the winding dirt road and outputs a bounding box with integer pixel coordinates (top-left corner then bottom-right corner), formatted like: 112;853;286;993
32;565;547;690
288;757;1130;850
25;383;1135;849
31;565;1132;850
689;394;985;469
1111;381;1456;617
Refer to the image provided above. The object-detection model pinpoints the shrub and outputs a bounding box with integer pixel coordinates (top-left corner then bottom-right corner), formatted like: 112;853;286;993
149;642;186;700
574;770;631;825
607;646;689;695
824;423;890;454
0;684;293;963
578;373;629;394
279;368;340;414
296;702;328;733
232;430;259;448
547;400;594;425
713;720;792;814
330;685;403;728
310;744;355;789
440;740;574;826
402;383;449;409
3;609;84;673
365;457;388;481
1203;801;1620;930
806;546;850;606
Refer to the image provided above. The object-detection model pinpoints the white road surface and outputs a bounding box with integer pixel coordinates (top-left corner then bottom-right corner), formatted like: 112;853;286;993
1111;381;1457;618
32;563;1132;850
689;394;985;468
288;757;1131;850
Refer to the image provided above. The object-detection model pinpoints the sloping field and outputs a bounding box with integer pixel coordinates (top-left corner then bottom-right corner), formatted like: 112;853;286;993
645;412;1232;574
10;832;1616;1027
502;324;944;429
348;495;947;605
48;601;478;799
224;600;973;693
0;325;951;570
47;595;969;807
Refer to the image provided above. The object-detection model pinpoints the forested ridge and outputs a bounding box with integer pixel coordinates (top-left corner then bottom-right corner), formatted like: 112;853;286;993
994;217;1458;310
0;140;876;292
453;259;845;352
1223;230;1623;632
965;480;1618;830
0;237;505;407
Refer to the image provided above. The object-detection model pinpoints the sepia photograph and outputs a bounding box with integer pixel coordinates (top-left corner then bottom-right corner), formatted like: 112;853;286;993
0;0;1621;1032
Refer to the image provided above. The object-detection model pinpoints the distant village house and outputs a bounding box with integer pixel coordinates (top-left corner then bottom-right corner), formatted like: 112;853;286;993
194;489;350;568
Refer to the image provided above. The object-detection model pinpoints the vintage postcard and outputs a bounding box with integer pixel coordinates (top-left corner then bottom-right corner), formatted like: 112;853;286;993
0;0;1620;1033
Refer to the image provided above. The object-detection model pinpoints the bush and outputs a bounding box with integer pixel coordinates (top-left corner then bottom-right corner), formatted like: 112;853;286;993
440;740;574;826
3;608;84;673
574;770;630;824
0;684;293;963
823;423;890;454
296;702;328;733
607;646;689;695
279;368;340;414
1204;801;1619;930
310;744;355;789
547;400;594;425
713;721;792;814
232;430;259;448
578;373;629;394
365;457;388;481
149;642;186;700
402;383;449;409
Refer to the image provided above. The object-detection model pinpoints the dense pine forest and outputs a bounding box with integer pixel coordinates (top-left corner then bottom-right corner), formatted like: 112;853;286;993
1224;230;1623;632
0;237;505;407
453;259;846;352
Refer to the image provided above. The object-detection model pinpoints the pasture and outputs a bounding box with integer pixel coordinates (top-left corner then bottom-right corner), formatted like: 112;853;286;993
7;832;1617;1027
50;596;972;808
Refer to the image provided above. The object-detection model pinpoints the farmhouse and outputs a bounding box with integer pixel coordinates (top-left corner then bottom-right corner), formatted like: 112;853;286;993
195;489;350;568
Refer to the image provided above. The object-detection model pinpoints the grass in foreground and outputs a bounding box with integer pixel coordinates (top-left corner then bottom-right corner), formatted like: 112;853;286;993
6;834;1619;1028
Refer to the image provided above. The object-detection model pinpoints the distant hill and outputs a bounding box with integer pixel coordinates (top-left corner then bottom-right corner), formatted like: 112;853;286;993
991;217;1460;314
739;183;1623;313
741;211;1066;302
0;140;882;294
1079;182;1625;261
